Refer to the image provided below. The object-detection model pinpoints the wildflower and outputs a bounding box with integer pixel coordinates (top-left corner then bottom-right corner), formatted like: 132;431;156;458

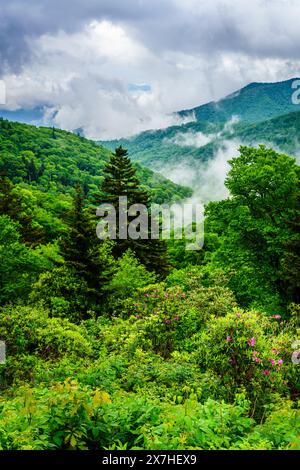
236;312;241;318
277;359;283;365
252;351;261;363
262;370;270;376
247;337;256;347
226;336;232;342
271;348;279;355
270;359;276;366
163;319;171;325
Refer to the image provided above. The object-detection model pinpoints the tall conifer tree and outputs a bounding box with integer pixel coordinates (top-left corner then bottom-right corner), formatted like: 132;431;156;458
94;146;170;277
61;182;111;308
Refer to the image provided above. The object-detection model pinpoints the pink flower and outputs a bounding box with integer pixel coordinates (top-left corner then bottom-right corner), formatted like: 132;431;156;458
274;315;281;319
262;370;270;376
236;312;241;318
271;349;279;355
226;336;232;342
174;315;180;321
247;337;256;347
252;351;262;363
270;359;276;366
277;359;283;365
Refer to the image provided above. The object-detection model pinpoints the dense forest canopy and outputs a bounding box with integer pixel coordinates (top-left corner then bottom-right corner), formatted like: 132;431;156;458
0;119;299;450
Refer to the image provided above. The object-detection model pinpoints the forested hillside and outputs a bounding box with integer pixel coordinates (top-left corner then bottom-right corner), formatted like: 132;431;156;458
0;118;299;450
102;81;300;174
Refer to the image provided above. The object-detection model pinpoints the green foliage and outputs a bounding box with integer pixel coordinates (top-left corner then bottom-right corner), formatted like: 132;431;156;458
105;250;157;304
194;310;296;413
0;215;46;303
95;145;171;277
205;145;299;312
0;115;299;451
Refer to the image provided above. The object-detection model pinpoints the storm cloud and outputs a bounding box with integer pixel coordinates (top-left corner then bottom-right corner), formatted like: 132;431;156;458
1;0;300;138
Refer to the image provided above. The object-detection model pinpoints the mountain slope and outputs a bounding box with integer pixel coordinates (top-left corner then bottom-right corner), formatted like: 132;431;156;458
180;78;300;124
102;78;300;172
0;119;192;204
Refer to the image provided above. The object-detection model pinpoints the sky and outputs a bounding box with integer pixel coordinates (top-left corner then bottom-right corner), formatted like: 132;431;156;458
0;0;300;139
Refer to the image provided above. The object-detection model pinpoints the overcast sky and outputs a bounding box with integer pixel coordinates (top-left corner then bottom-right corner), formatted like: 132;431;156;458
0;0;300;138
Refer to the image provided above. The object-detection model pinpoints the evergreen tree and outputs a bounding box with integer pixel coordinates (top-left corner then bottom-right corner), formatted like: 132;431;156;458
94;146;170;277
61;182;112;309
0;173;44;247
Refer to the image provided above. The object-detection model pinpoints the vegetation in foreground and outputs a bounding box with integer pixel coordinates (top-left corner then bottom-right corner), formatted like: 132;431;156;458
0;119;299;450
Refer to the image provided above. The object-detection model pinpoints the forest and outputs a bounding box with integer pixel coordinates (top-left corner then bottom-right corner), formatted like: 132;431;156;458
0;118;299;450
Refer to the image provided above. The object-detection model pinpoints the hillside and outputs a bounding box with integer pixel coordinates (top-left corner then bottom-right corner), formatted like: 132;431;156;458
102;110;300;181
180;78;300;124
102;79;300;173
0;118;192;204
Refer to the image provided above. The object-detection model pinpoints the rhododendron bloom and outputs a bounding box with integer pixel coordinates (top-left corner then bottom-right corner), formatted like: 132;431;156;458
226;336;232;342
270;359;276;366
277;359;283;365
262;370;270;376
247;337;256;347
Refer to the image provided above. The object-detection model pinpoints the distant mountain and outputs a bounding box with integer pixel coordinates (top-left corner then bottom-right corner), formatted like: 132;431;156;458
0;106;55;126
102;79;300;173
179;78;300;124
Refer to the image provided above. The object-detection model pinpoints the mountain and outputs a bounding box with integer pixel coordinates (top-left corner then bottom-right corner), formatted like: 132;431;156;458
179;78;300;124
102;79;300;174
0;118;192;206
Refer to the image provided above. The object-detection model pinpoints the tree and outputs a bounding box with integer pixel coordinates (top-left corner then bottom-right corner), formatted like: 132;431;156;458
0;215;44;304
93;146;170;277
205;145;299;312
0;174;44;247
60;182;112;311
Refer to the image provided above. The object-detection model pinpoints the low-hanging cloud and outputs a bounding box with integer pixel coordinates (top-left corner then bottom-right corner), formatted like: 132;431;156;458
160;138;242;204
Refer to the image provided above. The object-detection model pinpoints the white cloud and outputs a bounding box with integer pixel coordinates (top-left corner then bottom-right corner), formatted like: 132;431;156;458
1;1;300;138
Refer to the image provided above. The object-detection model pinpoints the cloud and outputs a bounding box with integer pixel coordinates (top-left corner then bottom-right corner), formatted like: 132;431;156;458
167;116;239;149
160;137;243;204
1;1;300;138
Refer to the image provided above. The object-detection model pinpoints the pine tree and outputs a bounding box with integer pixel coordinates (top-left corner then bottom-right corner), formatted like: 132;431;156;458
61;182;111;308
0;173;44;247
93;146;170;277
